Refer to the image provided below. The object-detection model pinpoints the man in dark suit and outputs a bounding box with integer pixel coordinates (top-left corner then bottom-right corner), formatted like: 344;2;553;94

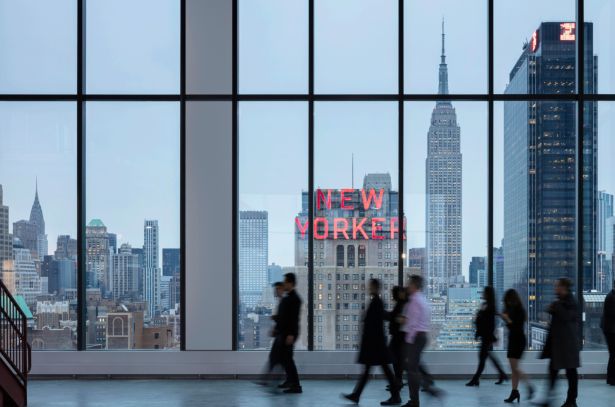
276;272;302;394
256;282;286;387
602;279;615;385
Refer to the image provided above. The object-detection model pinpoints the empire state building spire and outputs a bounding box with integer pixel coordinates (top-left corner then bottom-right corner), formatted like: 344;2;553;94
438;18;449;95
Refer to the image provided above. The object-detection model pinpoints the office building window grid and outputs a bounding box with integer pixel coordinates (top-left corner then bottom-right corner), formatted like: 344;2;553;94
0;0;613;351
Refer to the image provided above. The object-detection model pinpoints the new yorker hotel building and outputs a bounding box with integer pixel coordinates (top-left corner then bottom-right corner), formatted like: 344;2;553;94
503;22;597;347
294;174;410;350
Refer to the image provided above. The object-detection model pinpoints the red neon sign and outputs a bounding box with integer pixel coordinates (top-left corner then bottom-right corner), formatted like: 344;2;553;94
560;22;576;41
530;30;539;53
298;188;406;241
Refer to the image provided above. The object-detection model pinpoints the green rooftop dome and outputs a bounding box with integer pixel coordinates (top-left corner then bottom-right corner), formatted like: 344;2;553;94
87;218;105;227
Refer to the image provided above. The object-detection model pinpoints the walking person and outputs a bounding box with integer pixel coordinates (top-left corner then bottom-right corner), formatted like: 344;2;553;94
401;275;442;407
601;279;615;386
276;273;303;394
533;277;580;407
386;286;408;387
256;282;287;388
343;279;402;406
466;286;508;386
500;289;534;403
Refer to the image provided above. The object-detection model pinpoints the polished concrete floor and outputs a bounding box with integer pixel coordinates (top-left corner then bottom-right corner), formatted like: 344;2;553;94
28;379;613;406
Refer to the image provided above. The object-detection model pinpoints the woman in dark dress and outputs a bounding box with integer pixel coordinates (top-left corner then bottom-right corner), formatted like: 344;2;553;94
386;286;407;386
466;286;508;387
343;279;401;406
501;289;533;403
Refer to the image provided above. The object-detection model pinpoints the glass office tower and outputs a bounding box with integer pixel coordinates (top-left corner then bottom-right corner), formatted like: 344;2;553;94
504;22;597;348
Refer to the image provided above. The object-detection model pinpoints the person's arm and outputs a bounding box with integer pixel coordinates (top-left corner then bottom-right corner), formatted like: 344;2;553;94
550;299;577;322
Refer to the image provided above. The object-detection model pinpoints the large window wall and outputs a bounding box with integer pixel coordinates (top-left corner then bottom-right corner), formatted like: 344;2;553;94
1;0;614;354
235;0;615;352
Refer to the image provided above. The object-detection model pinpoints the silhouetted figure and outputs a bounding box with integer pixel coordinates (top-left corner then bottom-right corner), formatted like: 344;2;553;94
386;286;408;385
466;286;507;386
601;279;615;385
534;277;580;407
343;279;401;406
276;273;303;394
256;282;287;388
401;275;442;407
500;289;534;403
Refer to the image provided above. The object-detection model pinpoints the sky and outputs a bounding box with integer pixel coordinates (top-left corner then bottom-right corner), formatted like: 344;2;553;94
1;0;614;276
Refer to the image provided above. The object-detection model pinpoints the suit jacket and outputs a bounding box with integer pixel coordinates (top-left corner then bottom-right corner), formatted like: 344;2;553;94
601;289;615;334
358;296;391;365
276;289;302;339
540;293;581;369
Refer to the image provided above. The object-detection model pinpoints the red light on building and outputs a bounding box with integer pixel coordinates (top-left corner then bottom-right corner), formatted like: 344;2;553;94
530;30;539;53
560;22;576;41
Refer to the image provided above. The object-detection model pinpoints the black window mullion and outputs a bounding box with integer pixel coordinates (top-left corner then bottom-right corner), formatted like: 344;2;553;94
307;0;315;352
487;0;494;287
179;0;187;352
576;0;585;347
398;0;404;286
232;0;239;351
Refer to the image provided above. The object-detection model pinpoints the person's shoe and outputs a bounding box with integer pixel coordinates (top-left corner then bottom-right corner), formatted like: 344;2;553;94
283;386;302;394
530;400;550;407
504;389;521;403
401;401;419;407
465;379;480;387
380;395;402;406
342;393;360;404
560;401;577;407
277;381;291;389
495;374;509;385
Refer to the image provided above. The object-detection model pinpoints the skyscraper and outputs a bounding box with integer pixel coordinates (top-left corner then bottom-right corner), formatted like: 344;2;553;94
239;211;268;309
29;182;47;258
504;23;596;335
86;219;110;292
596;191;613;292
13;220;38;259
0;185;11;273
426;21;462;298
111;243;139;301
55;235;77;260
2;239;42;308
469;257;486;287
144;219;161;317
162;248;180;277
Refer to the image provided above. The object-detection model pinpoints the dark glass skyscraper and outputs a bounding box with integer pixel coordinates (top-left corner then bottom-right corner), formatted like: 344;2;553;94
503;22;596;344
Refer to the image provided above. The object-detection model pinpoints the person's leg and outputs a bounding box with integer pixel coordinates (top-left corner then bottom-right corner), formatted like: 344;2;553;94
419;363;434;389
607;333;615;384
281;343;300;387
381;363;401;400
471;339;489;382
391;340;404;384
408;334;427;404
352;365;371;398
487;346;507;377
565;368;578;403
546;366;558;400
509;358;519;390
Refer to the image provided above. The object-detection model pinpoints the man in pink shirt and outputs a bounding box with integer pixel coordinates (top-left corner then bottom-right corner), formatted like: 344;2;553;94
400;275;442;407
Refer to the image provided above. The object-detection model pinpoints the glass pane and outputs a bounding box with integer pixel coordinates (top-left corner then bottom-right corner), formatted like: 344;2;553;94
238;102;307;350
0;102;77;350
0;0;76;93
495;0;576;94
586;0;615;94
404;0;486;94
312;102;398;350
315;0;398;94
86;0;180;94
86;102;180;350
586;101;614;349
494;100;579;351
239;0;308;94
405;101;487;350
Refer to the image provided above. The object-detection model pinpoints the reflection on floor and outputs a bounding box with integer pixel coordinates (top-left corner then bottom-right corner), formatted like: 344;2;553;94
28;379;613;407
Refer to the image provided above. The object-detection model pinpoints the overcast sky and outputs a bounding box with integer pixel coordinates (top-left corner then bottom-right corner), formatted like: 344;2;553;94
1;0;614;277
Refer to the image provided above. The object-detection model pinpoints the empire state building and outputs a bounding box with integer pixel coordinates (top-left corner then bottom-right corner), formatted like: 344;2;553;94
426;21;462;298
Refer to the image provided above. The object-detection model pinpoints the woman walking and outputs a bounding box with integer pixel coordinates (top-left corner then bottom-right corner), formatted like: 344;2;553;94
466;286;508;387
386;286;408;386
501;289;534;403
343;279;401;405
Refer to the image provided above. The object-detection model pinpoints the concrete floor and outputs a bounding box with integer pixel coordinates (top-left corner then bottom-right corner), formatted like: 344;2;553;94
28;379;614;407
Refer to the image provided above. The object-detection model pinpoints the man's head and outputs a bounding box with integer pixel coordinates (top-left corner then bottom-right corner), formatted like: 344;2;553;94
283;272;296;292
408;275;423;295
555;277;573;299
392;285;405;302
368;278;381;296
273;281;284;298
